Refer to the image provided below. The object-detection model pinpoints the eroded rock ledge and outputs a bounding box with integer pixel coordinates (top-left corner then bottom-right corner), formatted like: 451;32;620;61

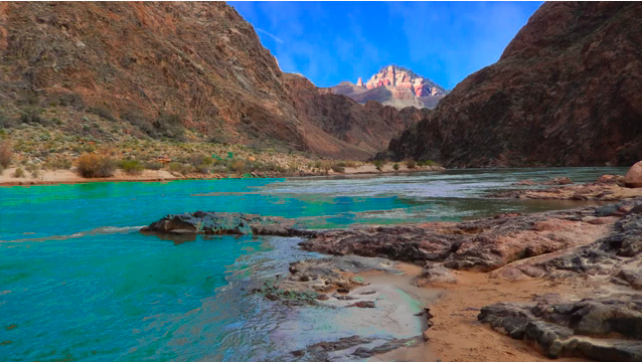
478;294;642;361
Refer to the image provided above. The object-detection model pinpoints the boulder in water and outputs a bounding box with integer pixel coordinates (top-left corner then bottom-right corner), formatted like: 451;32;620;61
625;161;642;188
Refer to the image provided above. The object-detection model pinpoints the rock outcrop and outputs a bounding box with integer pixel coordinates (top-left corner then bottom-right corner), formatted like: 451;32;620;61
384;2;642;167
331;65;447;109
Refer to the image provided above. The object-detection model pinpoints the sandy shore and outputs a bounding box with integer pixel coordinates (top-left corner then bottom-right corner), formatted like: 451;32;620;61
370;268;592;362
0;164;444;186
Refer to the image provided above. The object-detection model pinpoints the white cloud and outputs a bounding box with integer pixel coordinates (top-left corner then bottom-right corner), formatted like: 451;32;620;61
255;28;284;44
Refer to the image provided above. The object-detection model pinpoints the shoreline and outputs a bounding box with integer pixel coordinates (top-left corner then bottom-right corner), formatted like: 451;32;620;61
0;164;444;187
141;192;641;361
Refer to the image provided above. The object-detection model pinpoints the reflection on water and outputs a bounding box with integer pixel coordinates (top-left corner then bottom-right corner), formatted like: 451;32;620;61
0;167;627;361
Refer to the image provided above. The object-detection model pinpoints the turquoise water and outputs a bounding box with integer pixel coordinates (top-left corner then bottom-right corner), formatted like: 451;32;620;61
0;167;627;361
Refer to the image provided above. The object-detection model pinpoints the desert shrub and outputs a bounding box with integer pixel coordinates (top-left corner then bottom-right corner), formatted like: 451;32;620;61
153;112;184;140
416;161;425;167
194;164;210;174
0;110;17;128
88;106;117;122
0;139;12;168
393;163;400;171
187;154;212;174
120;160;144;175
19;107;47;125
13;167;25;178
331;163;345;173
0;165;3;175
314;161;323;169
229;160;246;173
335;162;346;168
44;159;72;170
344;161;358;168
169;162;193;175
76;154;116;178
406;160;416;169
188;154;213;167
373;160;384;171
143;161;163;170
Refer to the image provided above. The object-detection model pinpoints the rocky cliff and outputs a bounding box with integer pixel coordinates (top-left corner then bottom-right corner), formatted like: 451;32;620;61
0;2;409;160
332;65;447;109
285;74;430;158
384;2;642;167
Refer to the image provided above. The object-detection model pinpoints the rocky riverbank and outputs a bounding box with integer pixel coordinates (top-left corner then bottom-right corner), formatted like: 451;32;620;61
488;174;642;201
142;196;642;362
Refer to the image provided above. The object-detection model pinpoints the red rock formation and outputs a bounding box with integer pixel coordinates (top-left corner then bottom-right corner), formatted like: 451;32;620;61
386;2;642;167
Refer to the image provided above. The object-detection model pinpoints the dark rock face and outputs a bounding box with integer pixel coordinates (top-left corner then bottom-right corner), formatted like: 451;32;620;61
140;211;312;237
478;295;642;361
385;2;642;167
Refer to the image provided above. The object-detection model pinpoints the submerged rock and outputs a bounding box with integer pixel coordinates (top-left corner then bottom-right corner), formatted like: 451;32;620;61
625;161;642;188
140;211;313;237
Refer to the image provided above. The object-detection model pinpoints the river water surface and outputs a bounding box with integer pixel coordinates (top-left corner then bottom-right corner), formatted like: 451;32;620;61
0;167;626;361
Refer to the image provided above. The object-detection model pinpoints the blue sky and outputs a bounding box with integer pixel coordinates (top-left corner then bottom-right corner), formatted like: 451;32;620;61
228;1;543;89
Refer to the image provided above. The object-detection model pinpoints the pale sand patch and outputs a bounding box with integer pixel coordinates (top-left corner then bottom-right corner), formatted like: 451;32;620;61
0;167;178;185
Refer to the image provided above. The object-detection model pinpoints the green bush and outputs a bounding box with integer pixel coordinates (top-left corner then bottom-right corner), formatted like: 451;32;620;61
13;167;25;178
393;163;400;171
344;161;358;168
373;160;384;171
416;161;425;167
169;162;193;175
406;160;416;169
76;154;117;178
0;110;17;128
120;160;144;175
19;107;47;125
143;161;163;170
331;163;345;173
0;139;12;168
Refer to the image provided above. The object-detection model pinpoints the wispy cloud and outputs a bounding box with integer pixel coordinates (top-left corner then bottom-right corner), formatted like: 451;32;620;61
255;28;284;44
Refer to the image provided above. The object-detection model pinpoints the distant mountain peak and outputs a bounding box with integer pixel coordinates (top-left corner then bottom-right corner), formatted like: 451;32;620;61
332;65;447;109
363;65;447;97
